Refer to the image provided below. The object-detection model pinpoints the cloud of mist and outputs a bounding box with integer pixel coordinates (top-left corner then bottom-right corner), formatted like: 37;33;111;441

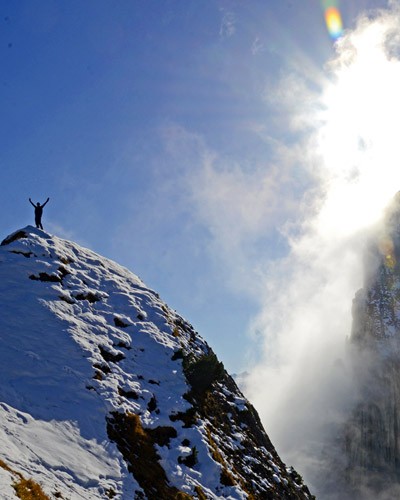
219;8;236;39
156;123;303;297
241;2;400;497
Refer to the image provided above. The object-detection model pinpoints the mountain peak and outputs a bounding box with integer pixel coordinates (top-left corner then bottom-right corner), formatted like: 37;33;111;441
1;225;51;244
0;227;312;499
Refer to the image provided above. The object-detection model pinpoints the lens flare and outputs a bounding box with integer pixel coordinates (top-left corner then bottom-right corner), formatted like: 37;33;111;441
379;236;396;269
325;6;343;40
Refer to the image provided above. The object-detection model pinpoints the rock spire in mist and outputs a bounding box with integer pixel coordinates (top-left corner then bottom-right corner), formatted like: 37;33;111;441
0;226;313;499
344;192;400;498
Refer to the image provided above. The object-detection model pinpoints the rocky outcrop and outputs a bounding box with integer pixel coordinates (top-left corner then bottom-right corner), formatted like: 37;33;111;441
344;194;400;497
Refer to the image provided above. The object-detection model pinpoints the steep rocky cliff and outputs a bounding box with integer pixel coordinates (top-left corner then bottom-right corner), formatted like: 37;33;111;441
345;193;400;498
0;226;312;499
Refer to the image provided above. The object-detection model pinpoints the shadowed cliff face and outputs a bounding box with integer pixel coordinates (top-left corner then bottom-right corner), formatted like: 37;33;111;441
344;193;400;498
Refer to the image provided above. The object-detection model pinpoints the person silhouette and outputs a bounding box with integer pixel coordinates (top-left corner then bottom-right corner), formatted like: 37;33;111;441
29;197;50;230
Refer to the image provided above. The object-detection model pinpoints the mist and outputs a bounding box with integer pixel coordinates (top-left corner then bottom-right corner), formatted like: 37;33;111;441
242;2;400;497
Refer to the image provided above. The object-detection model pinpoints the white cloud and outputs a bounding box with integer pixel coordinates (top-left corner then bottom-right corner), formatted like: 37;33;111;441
219;9;236;39
251;36;265;55
158;123;306;297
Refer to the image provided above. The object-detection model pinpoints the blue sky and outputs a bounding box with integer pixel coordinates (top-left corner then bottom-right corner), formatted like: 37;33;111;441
0;0;389;373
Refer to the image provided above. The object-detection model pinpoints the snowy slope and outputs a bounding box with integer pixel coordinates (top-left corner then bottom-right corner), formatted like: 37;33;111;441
0;226;312;499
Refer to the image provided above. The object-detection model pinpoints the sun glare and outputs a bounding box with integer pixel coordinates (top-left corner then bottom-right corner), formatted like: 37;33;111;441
315;18;400;235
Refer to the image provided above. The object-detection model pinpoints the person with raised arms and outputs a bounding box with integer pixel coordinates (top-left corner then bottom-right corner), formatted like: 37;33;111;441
29;197;50;230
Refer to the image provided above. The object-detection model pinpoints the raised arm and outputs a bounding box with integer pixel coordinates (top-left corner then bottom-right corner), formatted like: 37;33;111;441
29;198;35;207
42;197;50;207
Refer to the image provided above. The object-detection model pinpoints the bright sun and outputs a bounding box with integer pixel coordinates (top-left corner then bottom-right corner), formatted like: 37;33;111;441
314;13;400;236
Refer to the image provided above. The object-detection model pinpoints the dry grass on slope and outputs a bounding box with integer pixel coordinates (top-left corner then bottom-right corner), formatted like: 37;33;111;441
0;458;50;500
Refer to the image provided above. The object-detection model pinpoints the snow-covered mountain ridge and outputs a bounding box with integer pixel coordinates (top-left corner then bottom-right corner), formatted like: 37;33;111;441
0;226;312;499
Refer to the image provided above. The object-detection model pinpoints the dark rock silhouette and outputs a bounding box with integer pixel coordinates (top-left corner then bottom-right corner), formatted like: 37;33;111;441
341;193;400;498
